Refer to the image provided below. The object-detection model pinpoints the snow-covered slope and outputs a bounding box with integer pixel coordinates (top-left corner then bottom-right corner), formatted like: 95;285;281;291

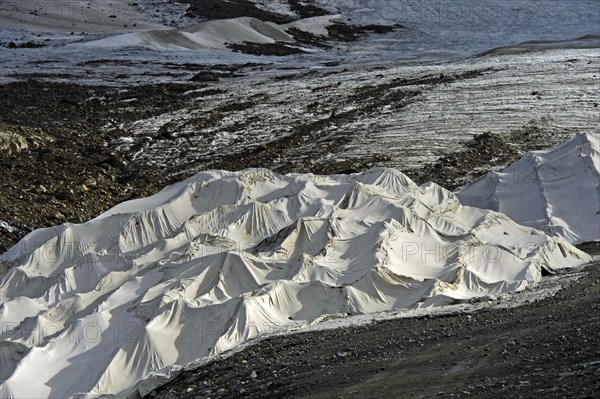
456;133;600;244
0;168;591;398
78;16;337;51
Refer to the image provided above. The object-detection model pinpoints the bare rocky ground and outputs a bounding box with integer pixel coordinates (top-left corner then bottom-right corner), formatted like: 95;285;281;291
174;0;328;24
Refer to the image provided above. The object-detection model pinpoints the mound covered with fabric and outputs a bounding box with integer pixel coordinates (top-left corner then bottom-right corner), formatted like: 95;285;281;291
0;168;590;398
456;132;600;244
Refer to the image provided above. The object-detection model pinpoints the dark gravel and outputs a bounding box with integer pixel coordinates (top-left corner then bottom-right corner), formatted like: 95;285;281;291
175;0;332;23
174;0;298;24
